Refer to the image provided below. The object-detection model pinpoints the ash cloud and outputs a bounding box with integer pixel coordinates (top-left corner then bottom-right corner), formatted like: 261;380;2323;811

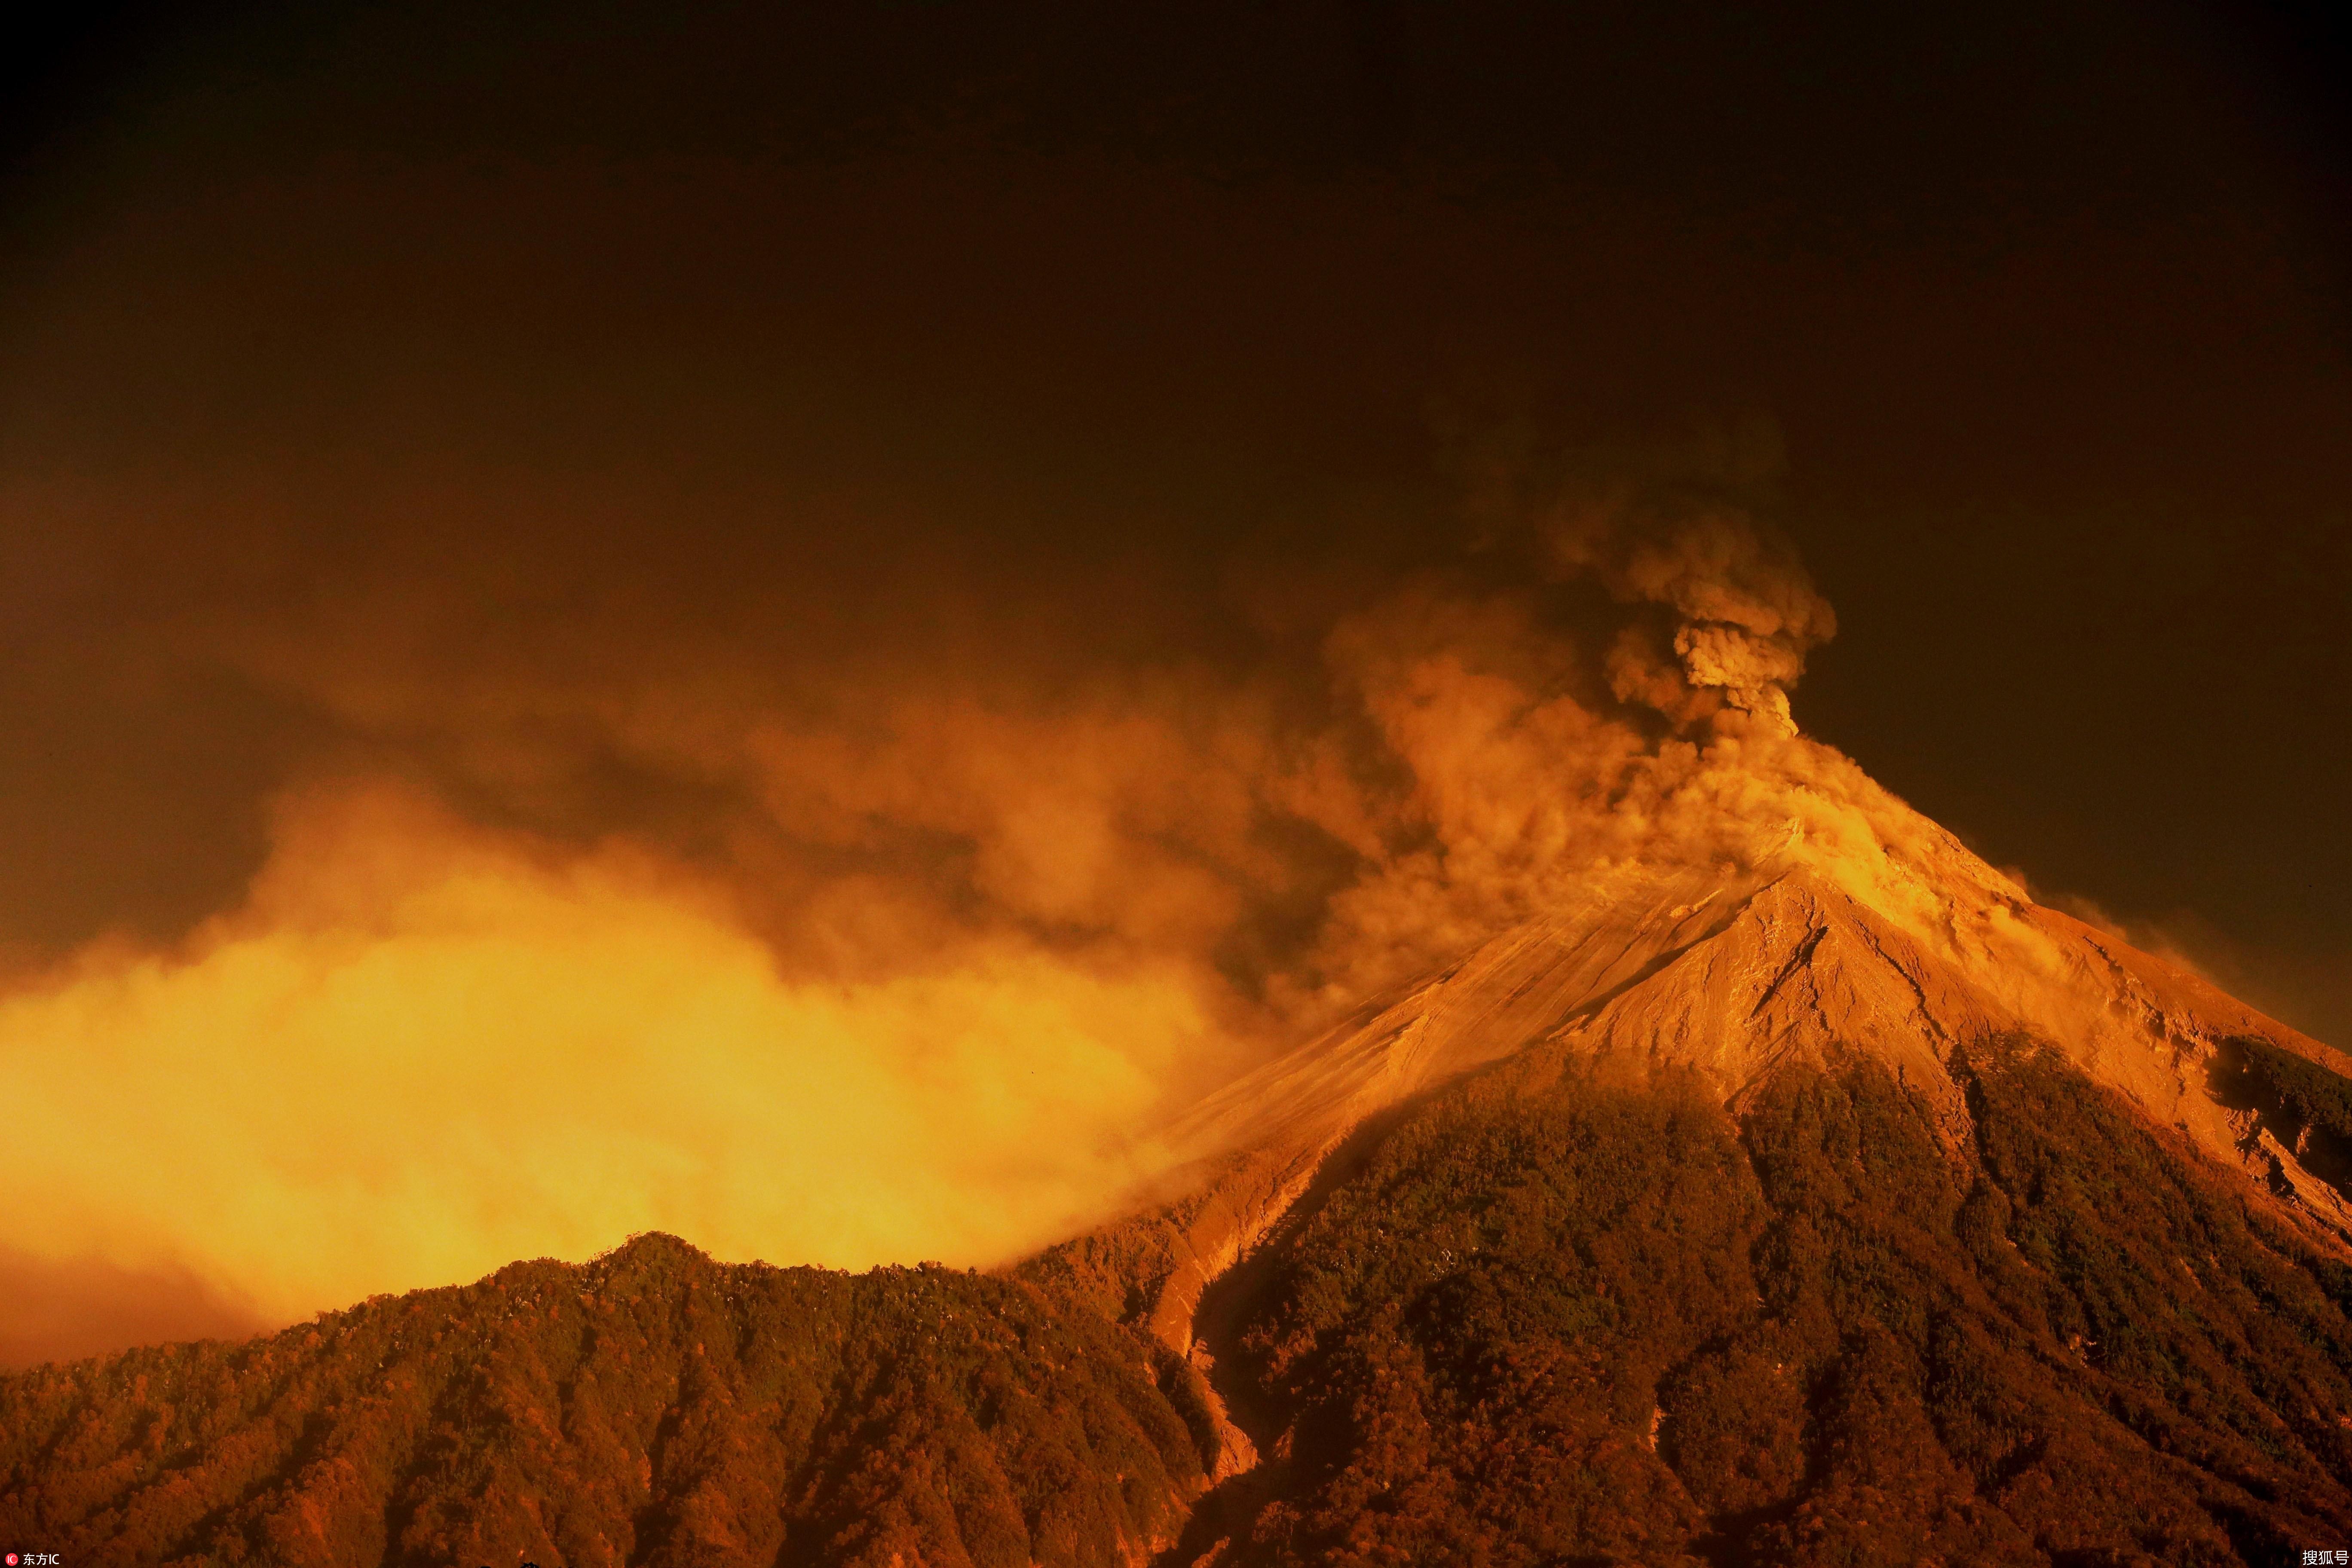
0;154;1920;1363
1464;423;1840;734
0;419;1871;1358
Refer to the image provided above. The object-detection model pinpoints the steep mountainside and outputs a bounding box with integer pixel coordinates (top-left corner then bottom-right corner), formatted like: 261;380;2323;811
1022;847;2352;1565
9;826;2352;1564
1140;1041;2352;1564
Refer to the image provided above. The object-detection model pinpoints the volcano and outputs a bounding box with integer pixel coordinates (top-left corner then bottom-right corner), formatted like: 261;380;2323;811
6;760;2352;1566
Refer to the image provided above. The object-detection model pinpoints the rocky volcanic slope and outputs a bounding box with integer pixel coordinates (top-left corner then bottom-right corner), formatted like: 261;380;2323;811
9;861;2352;1565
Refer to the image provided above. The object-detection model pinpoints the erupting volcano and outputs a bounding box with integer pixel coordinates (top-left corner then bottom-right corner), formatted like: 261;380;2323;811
6;619;2351;1564
2;1;2348;1560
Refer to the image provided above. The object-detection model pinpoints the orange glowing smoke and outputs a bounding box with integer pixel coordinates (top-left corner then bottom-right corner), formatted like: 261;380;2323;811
0;786;1209;1334
0;447;1893;1360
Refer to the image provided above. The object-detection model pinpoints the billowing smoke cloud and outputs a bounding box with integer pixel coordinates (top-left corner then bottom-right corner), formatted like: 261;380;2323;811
0;437;1882;1358
0;784;1207;1324
1458;422;1840;735
0;138;1929;1364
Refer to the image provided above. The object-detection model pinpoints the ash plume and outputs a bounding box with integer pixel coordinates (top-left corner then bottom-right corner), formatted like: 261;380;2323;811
0;154;1960;1362
0;425;1913;1357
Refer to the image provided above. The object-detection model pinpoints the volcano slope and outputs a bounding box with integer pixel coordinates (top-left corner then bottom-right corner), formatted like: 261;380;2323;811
7;876;2352;1565
1064;1038;2352;1566
1028;866;2352;1567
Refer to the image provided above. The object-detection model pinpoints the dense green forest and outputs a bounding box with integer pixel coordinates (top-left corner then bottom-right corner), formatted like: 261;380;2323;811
7;1037;2352;1566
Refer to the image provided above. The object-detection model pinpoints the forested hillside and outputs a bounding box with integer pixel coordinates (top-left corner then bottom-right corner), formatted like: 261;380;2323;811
0;1234;1206;1566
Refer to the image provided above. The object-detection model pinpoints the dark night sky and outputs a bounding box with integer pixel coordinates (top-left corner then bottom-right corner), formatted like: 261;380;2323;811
2;0;2349;1041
